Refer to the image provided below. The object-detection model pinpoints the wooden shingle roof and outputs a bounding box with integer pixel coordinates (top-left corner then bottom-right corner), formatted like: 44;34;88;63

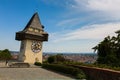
23;12;43;31
15;12;48;41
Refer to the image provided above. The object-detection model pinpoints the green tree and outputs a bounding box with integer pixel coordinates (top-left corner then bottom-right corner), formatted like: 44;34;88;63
115;30;120;59
0;49;12;62
47;55;56;64
55;54;66;62
47;54;66;64
93;30;120;66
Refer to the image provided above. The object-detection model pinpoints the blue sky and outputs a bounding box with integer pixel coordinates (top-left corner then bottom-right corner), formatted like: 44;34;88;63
0;0;120;53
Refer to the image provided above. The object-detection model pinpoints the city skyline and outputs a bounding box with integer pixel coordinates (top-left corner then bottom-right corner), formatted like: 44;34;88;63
0;0;120;53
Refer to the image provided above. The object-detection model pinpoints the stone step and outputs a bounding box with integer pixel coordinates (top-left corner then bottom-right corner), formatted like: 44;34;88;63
9;62;30;68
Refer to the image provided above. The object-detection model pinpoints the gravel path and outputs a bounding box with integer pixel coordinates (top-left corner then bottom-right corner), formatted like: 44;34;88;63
0;68;74;80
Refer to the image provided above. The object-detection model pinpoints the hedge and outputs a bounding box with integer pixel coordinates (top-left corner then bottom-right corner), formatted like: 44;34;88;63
42;63;86;79
34;62;42;66
62;61;120;71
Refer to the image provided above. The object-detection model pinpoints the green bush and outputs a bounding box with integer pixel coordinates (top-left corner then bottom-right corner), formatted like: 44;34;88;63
43;60;48;64
55;54;66;62
62;61;120;71
95;64;120;71
42;63;86;79
0;49;12;60
47;54;66;64
47;56;56;63
34;62;42;66
76;73;86;79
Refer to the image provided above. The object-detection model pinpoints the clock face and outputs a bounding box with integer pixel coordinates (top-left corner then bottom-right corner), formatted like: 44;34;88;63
31;41;42;53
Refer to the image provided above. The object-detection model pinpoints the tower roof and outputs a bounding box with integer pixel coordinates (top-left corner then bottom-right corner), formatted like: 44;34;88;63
16;12;48;41
23;12;43;31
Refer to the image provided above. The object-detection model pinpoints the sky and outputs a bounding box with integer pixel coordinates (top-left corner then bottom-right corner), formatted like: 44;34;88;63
0;0;120;53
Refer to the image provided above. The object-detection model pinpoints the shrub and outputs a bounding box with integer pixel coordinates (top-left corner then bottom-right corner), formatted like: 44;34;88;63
47;56;55;63
42;63;86;79
76;73;86;79
34;62;42;66
0;49;12;60
55;54;66;62
47;54;66;64
43;60;48;64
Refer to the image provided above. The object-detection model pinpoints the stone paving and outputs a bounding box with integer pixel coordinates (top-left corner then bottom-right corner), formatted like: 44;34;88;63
0;62;74;80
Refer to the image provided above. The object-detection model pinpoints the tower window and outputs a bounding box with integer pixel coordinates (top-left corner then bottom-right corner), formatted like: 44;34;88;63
28;28;34;31
35;29;39;32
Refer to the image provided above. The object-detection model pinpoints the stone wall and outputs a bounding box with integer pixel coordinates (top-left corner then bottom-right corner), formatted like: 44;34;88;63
19;40;43;64
73;65;120;80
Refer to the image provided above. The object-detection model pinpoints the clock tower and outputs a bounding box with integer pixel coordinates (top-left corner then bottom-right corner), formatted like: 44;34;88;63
15;13;48;64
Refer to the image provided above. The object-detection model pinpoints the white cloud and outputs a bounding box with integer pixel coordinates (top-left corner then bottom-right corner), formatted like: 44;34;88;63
54;0;120;30
57;18;79;26
73;0;120;11
56;18;84;28
52;22;120;42
86;0;120;12
42;0;120;52
72;0;120;18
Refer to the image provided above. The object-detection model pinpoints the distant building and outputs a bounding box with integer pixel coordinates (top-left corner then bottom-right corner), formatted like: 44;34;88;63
43;53;97;63
10;51;19;60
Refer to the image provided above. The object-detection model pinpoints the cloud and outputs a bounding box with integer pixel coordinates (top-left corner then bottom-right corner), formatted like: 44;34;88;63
41;0;72;8
86;0;120;12
52;22;120;42
56;18;82;28
42;0;120;52
53;0;120;31
73;0;120;11
72;0;120;19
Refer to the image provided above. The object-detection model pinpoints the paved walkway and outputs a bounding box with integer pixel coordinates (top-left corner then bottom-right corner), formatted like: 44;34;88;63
0;67;74;80
0;62;73;80
0;62;74;80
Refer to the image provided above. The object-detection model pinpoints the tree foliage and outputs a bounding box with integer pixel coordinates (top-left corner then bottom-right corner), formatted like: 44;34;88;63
93;30;120;67
47;54;66;64
0;49;12;61
47;56;55;63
